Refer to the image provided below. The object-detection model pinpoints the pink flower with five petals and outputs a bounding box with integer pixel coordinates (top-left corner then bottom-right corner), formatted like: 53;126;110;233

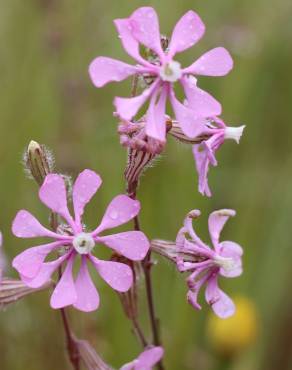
176;209;243;318
89;7;233;142
12;169;149;312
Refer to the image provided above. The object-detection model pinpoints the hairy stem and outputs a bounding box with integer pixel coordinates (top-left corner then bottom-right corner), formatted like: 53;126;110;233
132;207;165;370
132;316;148;347
59;304;81;370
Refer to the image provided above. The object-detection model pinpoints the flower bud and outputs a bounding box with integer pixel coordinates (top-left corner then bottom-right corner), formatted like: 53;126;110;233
24;140;54;186
0;278;53;310
75;339;112;370
111;254;139;321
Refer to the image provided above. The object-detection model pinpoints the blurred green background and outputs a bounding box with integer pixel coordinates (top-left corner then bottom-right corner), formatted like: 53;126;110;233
1;0;292;369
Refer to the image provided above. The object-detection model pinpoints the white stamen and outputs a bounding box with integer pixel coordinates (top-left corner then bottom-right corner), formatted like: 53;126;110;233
73;233;95;255
224;125;245;144
160;60;182;82
213;255;236;272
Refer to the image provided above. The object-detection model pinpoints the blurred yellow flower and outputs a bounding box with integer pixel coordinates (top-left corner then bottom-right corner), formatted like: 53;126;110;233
207;296;258;356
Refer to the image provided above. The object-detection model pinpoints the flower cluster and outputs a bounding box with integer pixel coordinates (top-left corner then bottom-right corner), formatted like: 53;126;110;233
12;169;149;311
8;6;246;370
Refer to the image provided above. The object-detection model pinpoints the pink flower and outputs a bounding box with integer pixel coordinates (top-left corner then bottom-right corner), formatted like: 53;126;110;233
89;7;233;142
176;209;243;318
193;117;245;196
120;346;164;370
12;169;149;312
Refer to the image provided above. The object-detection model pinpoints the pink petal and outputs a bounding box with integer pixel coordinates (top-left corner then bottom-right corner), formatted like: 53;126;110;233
182;77;221;117
114;79;159;120
187;289;202;310
21;254;68;288
39;174;74;228
89;57;138;88
168;11;205;57
192;144;212;197
90;256;133;292
98;231;149;261
205;276;235;318
93;195;140;235
137;347;164;368
114;18;146;66
12;210;62;239
145;84;167;142
218;241;243;278
50;255;77;309
208;209;236;249
129;7;164;59
184;47;233;76
73;169;102;227
12;241;63;279
219;240;243;258
120;362;135;370
73;257;100;312
170;91;207;138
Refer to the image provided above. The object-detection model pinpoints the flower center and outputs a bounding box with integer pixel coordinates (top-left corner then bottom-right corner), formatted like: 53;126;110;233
73;233;95;255
224;125;245;144
160;60;182;82
213;255;236;272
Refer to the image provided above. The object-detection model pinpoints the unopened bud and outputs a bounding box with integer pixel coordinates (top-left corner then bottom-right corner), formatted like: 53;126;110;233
125;148;156;197
169;121;211;144
0;278;53;310
76;339;113;370
111;254;139;320
24;140;54;186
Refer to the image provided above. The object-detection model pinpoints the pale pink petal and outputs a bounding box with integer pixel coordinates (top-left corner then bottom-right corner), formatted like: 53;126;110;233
137;347;164;368
98;231;149;261
21;254;68;288
12;241;64;279
114;18;147;66
12;210;63;239
170;91;207;138
129;7;164;59
168;11;205;57
219;240;243;258
218;241;243;278
50;255;77;309
120;361;136;370
90;256;133;292
39;174;75;228
89;57;138;88
114;79;160;120
182;77;221;117
73;169;102;227
184;47;233;76
208;209;236;249
93;195;140;235
205;275;235;318
145;85;167;141
192;144;212;197
73;257;100;312
187;289;202;310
